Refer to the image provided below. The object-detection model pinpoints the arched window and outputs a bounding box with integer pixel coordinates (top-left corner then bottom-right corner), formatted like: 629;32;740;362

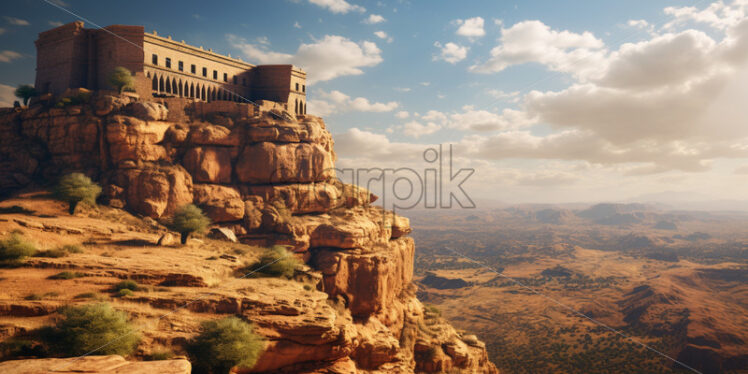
178;80;183;97
165;77;171;93
159;76;164;92
295;99;299;114
190;83;195;98
201;86;206;101
152;75;158;91
303;102;306;114
172;79;178;95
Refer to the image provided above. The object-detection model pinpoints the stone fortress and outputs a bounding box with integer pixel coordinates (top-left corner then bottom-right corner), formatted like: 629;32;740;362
34;21;307;116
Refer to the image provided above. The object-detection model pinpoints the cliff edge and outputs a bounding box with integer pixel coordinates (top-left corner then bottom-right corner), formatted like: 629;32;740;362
0;91;498;373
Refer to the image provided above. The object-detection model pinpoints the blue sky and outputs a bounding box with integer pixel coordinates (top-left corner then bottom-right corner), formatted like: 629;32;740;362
2;0;748;205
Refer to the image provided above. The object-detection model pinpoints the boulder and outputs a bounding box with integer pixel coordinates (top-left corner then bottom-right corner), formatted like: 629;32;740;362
235;142;334;184
188;124;240;146
182;147;232;183
111;165;193;218
128;101;168;121
208;227;237;242
106;115;170;165
94;94;130;116
157;232;178;246
240;183;340;214
193;184;244;222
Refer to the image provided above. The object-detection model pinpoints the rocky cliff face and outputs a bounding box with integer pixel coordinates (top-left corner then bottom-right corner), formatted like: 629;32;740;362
0;91;498;373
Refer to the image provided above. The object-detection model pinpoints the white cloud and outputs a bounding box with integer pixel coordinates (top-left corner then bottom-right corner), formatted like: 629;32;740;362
455;17;486;39
403;121;441;138
470;20;606;80
48;21;63;27
294;21;302;29
364;14;386;24
433;41;468;64
0;84;16;107
486;89;520;102
394;87;411;92
374;30;393;43
664;0;748;30
309;0;365;14
395;110;410;118
450;108;534;132
228;34;382;84
0;50;22;63
420;82;431;86
307;89;398;116
4;17;29;26
627;19;650;29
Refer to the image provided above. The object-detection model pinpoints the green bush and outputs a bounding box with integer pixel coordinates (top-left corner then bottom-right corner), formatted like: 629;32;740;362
188;317;264;374
109;66;134;93
169;204;210;244
74;292;100;299
0;234;37;264
49;271;84;280
242;246;301;278
117;289;134;298
54;173;101;215
145;349;175;361
61;244;83;254
114;280;139;292
47;303;139;356
24;293;42;301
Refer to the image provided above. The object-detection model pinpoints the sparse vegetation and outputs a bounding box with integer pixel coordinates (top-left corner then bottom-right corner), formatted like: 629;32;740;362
49;271;85;280
0;233;37;265
117;289;134;298
114;280;139;292
169;204;210;244
46;303;139;356
187;316;264;374
0;205;35;215
145;349;175;361
109;66;135;93
34;249;68;258
74;292;101;300
241;245;301;278
53;173;102;215
60;244;83;253
14;84;37;106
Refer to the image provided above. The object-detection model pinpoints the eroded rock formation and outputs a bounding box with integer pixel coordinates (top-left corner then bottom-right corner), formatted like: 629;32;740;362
0;92;497;373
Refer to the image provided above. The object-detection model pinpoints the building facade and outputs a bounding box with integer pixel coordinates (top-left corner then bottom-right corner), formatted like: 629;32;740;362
35;22;307;115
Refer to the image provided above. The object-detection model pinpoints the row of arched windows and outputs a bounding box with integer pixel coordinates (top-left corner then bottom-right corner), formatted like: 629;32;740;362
295;98;306;115
147;71;246;103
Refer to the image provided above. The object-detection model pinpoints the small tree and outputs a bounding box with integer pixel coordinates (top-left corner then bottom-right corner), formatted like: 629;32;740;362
170;204;210;244
109;66;134;93
49;303;140;356
14;85;37;106
188;317;264;374
54;173;102;215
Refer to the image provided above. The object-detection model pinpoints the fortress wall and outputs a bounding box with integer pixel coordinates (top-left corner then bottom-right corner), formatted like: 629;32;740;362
94;25;145;93
34;22;89;95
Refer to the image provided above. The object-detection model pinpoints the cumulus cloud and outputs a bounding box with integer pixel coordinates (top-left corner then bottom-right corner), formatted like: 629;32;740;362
307;89;398;116
0;50;22;63
433;42;468;64
402;121;441;138
309;0;365;14
48;21;64;27
455;17;486;39
395;110;410;118
4;17;29;26
374;30;393;43
364;14;386;24
0;83;16;107
486;89;520;102
470;20;606;79
228;34;382;83
664;0;748;30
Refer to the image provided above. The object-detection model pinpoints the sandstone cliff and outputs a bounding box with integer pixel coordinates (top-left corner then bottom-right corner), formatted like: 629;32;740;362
0;91;498;373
